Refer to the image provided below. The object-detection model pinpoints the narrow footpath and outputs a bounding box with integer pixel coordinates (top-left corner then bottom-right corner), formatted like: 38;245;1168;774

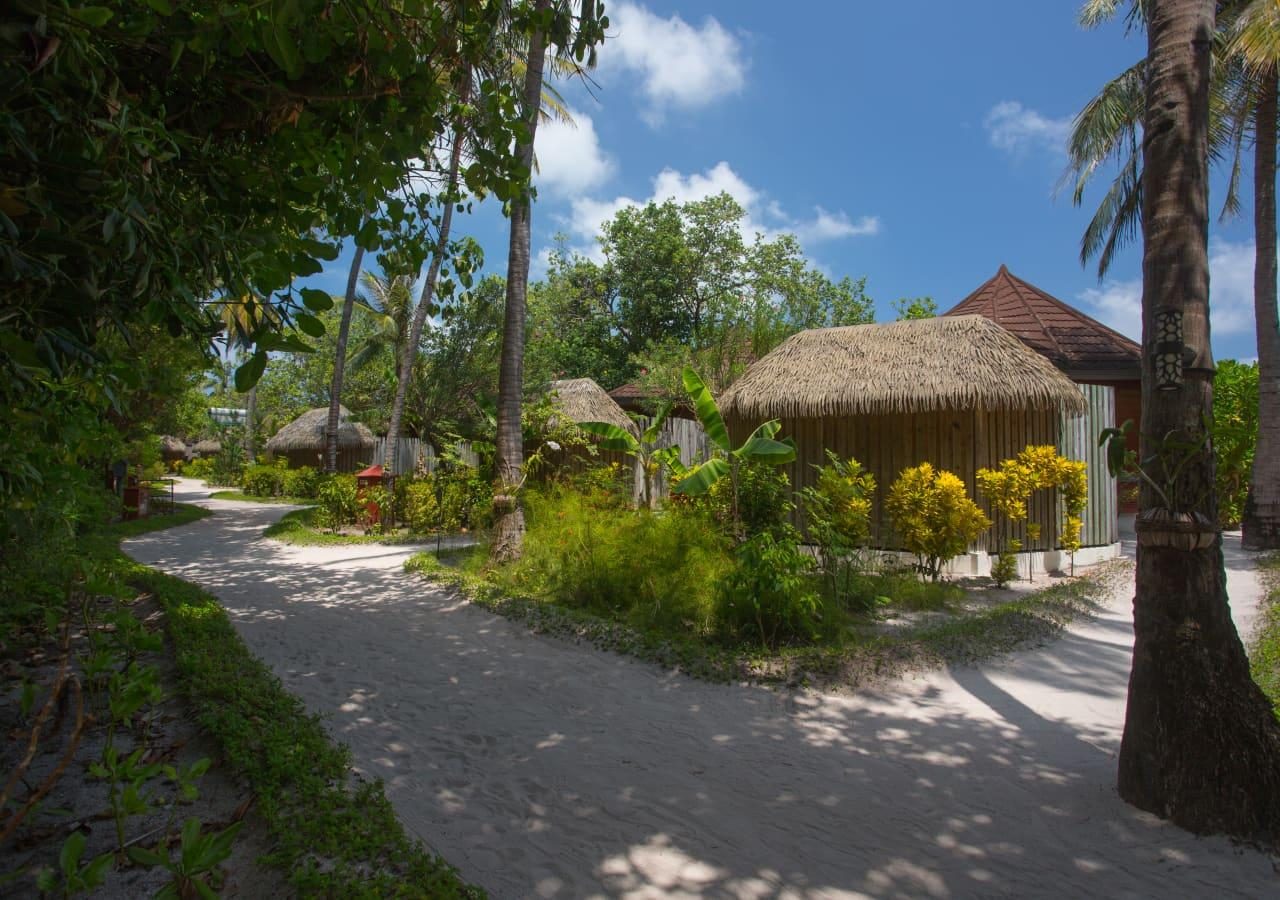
124;479;1279;899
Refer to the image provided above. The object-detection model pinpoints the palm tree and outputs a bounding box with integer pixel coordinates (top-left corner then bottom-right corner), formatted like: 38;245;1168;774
350;270;417;377
325;240;367;473
1119;0;1280;839
1229;1;1280;547
490;0;552;563
1067;0;1280;548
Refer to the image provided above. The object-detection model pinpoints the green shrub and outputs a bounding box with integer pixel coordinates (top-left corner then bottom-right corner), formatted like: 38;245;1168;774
715;531;824;648
182;457;214;481
885;463;991;581
498;488;732;637
402;481;441;533
800;452;877;611
436;467;493;530
282;466;322;499
314;475;359;531
991;552;1019;588
241;464;287;498
703;460;794;538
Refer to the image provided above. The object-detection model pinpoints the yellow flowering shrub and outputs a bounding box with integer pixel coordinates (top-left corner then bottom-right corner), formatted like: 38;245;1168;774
886;463;991;581
978;445;1089;559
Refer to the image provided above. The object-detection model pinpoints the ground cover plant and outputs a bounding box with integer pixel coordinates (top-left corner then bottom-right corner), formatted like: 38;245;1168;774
0;505;480;897
1252;555;1280;711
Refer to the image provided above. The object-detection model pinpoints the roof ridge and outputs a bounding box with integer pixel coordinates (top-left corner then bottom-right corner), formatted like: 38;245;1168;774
1003;268;1061;358
1003;268;1141;352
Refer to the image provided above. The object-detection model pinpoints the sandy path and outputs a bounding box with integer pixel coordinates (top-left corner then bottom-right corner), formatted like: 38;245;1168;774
125;479;1279;899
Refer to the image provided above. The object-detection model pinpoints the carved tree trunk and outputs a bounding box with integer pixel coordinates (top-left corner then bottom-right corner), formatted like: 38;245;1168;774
1119;0;1280;842
325;242;366;474
490;1;550;563
1243;67;1280;549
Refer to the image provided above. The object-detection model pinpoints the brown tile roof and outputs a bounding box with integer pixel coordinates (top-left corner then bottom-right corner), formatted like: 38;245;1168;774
943;264;1141;381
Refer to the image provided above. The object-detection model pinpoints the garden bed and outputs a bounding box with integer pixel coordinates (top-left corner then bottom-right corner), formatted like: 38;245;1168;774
207;490;316;505
264;507;479;550
405;547;1126;692
1251;554;1280;708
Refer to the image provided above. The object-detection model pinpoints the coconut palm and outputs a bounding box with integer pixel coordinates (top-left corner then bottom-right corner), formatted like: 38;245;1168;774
324;240;367;473
1067;0;1280;547
1120;0;1280;840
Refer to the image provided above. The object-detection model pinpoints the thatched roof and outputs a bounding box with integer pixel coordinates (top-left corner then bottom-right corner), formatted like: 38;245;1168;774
547;379;638;434
160;435;190;460
264;406;376;452
720;315;1089;419
192;439;222;455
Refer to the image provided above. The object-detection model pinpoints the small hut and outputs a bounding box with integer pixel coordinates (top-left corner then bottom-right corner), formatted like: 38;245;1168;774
265;406;376;471
159;435;191;463
540;379;639;484
720;315;1113;571
191;439;222;458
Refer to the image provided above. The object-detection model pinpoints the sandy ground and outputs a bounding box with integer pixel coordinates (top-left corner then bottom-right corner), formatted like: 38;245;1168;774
123;479;1280;899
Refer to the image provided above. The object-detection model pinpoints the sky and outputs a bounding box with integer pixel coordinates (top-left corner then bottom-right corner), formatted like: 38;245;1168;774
304;1;1266;363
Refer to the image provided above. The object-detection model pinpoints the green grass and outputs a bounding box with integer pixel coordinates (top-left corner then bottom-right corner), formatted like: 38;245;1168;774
1251;554;1280;710
405;549;1113;691
263;508;447;546
208;490;316;504
96;508;481;897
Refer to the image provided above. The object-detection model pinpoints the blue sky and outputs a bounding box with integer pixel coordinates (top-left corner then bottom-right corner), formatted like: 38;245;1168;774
306;1;1265;363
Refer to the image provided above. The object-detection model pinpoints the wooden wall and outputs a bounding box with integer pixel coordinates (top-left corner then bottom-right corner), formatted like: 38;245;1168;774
729;391;1116;551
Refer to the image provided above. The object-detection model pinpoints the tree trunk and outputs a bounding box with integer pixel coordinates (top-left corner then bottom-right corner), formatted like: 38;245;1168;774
245;383;257;463
325;242;367;474
490;2;550;563
1119;0;1280;842
1243;67;1280;549
384;86;470;478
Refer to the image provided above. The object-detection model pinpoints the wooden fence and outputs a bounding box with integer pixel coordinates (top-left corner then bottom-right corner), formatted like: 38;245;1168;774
369;437;479;475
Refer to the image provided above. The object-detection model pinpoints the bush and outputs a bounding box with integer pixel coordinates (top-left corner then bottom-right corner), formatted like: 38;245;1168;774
715;531;824;648
314;475;359;531
702;460;794;538
282;466;322;499
885;463;991;581
800;452;876;611
401;481;441;534
991;552;1019;588
241;463;287;498
498;488;732;637
181;457;214;481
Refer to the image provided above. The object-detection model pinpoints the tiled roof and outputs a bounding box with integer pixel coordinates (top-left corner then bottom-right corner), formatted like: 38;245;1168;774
943;265;1141;381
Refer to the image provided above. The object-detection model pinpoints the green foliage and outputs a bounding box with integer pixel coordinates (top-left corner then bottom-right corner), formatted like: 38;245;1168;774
241;463;288;499
282;466;323;500
495;488;733;637
34;831;111;898
885;463;991;581
706;461;795;539
128;818;243;900
314;475;360;531
401;481;442;534
1251;557;1280;712
715;531;824;648
800;452;877;609
1214;359;1258;528
892;297;938;320
991;552;1020;589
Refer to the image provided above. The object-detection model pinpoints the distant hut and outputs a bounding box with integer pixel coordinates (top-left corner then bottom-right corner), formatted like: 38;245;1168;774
264;406;376;471
191;439;222;458
159;435;190;462
720;315;1113;571
943;264;1142;514
541;379;638;483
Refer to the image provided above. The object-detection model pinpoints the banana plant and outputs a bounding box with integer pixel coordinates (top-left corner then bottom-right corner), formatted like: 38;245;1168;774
671;367;796;529
579;401;676;509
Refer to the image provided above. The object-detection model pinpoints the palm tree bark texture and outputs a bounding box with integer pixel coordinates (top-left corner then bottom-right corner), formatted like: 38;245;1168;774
1119;0;1280;842
1244;63;1280;548
490;0;551;563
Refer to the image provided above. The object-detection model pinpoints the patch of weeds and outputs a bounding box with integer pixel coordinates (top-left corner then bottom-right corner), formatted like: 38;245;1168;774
1251;554;1280;710
405;550;1118;693
208;490;314;504
263;508;449;547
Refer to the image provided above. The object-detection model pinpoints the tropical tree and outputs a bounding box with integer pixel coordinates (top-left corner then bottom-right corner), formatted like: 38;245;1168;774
578;403;676;509
1120;0;1280;840
325;242;368;473
1068;0;1280;547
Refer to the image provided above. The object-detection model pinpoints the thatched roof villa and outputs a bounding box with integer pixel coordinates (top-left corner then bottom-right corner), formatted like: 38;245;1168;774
721;315;1119;573
160;435;191;462
547;378;638;435
264;406;376;471
191;438;222;458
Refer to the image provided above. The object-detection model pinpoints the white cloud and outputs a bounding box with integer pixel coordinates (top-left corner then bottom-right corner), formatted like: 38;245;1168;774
607;2;747;124
1077;238;1266;345
534;107;614;197
564;161;879;259
984;101;1072;155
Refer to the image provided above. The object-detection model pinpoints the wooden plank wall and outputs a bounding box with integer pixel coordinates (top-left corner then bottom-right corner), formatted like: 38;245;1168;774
1057;384;1118;547
368;437;480;475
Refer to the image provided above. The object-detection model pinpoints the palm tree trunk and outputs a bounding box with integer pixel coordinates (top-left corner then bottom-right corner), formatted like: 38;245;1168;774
1119;0;1280;840
490;2;550;563
384;95;469;477
326;241;367;474
1243;67;1280;549
245;384;257;463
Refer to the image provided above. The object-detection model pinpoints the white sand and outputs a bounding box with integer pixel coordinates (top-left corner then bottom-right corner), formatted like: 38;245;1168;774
124;479;1280;898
